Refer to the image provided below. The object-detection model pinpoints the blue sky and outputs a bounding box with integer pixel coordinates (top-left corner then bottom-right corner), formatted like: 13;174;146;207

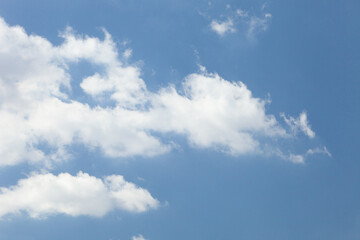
0;0;359;239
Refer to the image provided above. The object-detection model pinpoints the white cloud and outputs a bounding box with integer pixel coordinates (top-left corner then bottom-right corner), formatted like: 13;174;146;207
307;146;331;157
123;48;133;59
0;17;321;166
208;7;272;39
275;146;331;164
281;112;315;138
0;172;159;219
57;27;148;108
289;154;305;164
272;149;305;164
132;234;147;240
147;71;286;155
246;14;272;40
0;18;166;166
265;13;272;18
210;19;236;36
236;9;248;18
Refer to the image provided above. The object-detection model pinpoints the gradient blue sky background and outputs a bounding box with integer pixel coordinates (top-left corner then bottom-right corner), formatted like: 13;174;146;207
0;0;359;239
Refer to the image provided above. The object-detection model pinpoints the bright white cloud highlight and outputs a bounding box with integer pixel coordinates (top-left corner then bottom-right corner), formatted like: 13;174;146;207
147;71;286;154
0;18;166;166
0;172;159;219
0;17;321;166
210;19;236;36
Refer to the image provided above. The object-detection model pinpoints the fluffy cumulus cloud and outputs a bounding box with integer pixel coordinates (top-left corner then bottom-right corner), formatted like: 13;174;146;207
0;172;159;219
147;71;286;154
0;17;323;166
0;18;166;166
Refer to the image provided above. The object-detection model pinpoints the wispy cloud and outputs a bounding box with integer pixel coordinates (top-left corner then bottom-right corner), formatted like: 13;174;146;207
132;234;147;240
208;5;272;40
281;112;315;139
123;48;133;59
247;14;272;40
307;146;331;157
275;146;331;164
